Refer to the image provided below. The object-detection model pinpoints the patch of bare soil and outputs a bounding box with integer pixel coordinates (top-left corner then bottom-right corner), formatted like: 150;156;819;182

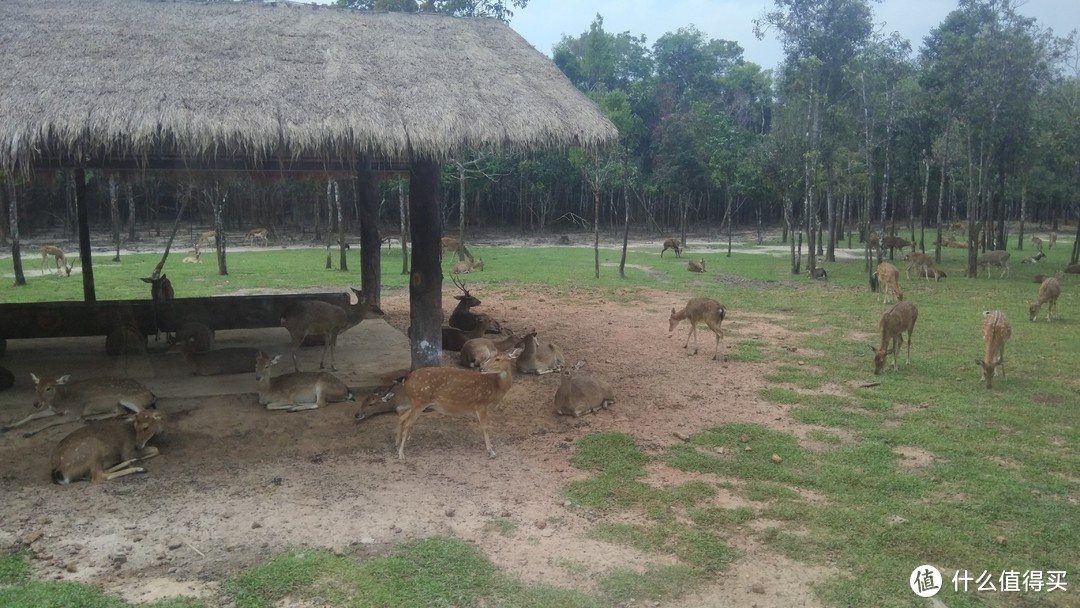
0;282;842;607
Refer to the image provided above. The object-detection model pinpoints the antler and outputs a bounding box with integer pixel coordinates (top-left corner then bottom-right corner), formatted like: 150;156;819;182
450;274;469;295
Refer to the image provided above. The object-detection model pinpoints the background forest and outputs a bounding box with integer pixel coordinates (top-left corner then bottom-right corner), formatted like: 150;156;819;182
2;0;1078;278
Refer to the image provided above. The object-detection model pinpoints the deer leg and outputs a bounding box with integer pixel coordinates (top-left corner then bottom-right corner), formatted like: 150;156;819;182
906;330;913;365
2;407;62;432
103;466;148;481
395;404;425;459
83;410;126;422
325;333;338;371
291;332;306;372
287;403;320;412
476;407;496;458
20;414;82;438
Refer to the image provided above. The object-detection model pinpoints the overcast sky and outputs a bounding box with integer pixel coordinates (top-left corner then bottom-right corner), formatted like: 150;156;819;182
508;0;1080;69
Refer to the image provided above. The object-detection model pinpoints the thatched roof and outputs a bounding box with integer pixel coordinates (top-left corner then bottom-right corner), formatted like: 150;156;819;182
0;0;616;171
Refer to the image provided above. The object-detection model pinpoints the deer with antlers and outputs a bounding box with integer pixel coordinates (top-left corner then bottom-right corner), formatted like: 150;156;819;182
669;298;726;360
41;245;73;276
448;276;500;334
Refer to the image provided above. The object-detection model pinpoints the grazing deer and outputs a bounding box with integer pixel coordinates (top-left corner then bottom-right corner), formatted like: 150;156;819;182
244;227;269;246
174;331;260;376
514;331;565;374
903;252;934;280
1029;277;1060;322
194;229;216;249
661;238;682;258
2;374;156;438
976;311;1012;389
441;236;475;262
668;298;726;361
1031;236;1043;252
687;258;706;273
870;301;918;374
394;352;516;459
41;245;73;276
1048;232;1057;249
279;288;384;372
50;409;166;484
451;258;484;274
976;250;1010;278
255;352;353;412
448;276;500;334
920;267;946;281
882;235;911;256
875;262;903;304
460;331;519;368
554;361;615;418
182;245;201;264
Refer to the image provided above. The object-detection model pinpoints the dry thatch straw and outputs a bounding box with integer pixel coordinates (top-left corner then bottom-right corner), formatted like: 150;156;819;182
0;0;617;171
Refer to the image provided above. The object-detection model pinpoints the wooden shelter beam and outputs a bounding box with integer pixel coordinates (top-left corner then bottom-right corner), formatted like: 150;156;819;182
27;156;410;176
75;168;96;302
408;157;443;370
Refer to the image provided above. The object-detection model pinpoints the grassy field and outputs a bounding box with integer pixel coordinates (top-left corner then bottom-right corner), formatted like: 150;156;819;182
1;236;1077;607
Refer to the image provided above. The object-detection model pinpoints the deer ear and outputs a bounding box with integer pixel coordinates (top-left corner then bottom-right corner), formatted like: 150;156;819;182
30;372;40;384
57;374;71;384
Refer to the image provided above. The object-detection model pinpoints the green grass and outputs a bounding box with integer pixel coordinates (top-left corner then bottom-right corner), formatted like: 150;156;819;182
3;237;1078;607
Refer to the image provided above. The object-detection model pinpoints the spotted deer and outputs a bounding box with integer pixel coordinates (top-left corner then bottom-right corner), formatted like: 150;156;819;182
50;409;165;484
870;301;918;374
875;262;903;304
392;352;516;459
2;374;156;438
976;311;1012;388
1028;277;1060;322
668;298;726;361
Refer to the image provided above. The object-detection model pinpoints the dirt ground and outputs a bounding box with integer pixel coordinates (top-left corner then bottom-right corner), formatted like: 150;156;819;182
0;257;841;607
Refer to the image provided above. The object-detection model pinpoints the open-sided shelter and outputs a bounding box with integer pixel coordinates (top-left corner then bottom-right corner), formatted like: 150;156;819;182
0;0;617;367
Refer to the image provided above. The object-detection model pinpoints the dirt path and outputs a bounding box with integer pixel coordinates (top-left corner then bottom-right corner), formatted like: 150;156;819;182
0;281;836;607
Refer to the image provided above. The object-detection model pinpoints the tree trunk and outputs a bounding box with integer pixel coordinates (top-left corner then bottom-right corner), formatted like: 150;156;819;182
619;189;630;279
593;187;601;279
934;114;951;264
357;158;381;308
75;168;95;301
110;176;121;262
336;179;348;272
457;162;467;261
408;158;443;370
126;180;137;241
212;184;228;276
398;178;409;275
7;180;25;286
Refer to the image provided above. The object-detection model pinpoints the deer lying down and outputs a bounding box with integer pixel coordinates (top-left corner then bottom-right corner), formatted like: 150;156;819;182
174;327;260;376
977;311;1012;388
451;258;484;274
687;258;706;272
448;276;501;334
460;331;519;368
255;352;353;412
354;380;408;422
871;301;918;374
554;361;615;417
1029;277;1060;322
514;331;565;374
51;409;165;484
2;374;156;438
394;352;516;459
669;298;726;361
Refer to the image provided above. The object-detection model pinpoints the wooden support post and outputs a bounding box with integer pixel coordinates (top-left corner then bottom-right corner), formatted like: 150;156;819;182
75;168;96;302
408;157;443;370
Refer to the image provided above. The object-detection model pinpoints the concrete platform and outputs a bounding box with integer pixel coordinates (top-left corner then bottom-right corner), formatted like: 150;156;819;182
0;319;410;415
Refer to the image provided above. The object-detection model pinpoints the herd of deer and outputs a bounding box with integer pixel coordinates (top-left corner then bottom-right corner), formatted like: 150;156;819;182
869;235;1066;389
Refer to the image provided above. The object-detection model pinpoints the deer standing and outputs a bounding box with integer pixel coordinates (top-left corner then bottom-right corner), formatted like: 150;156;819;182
244;228;269;246
554;361;615;417
975;250;1010;278
661;239;682;258
279;288;383;372
41;245;73;276
514;331;565;374
875;262;903;304
50;409;165;484
668;298;726;361
194;229;216;249
687;258;706;273
393;352;515;459
1031;236;1043;252
255;352;353;412
140;274;175;342
903;252;934;280
2;374;156;437
976;311;1012;389
1028;277;1060;322
870;301;918;374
